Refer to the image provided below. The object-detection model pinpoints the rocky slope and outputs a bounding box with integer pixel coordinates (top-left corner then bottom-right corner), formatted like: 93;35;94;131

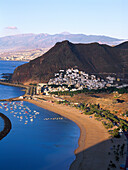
11;41;128;85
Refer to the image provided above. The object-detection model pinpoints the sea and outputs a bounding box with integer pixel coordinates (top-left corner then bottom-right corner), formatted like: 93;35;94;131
0;60;80;170
0;60;26;99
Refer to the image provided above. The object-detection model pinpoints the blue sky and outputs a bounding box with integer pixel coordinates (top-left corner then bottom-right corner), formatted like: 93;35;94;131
0;0;128;39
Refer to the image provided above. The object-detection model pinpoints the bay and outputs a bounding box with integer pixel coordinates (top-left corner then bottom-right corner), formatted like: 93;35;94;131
0;60;80;170
0;101;80;170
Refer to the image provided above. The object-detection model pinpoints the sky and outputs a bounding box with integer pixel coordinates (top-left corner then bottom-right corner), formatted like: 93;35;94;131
0;0;128;39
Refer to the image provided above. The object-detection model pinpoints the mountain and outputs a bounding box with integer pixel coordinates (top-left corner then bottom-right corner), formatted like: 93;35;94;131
114;41;128;50
0;33;124;52
11;41;128;85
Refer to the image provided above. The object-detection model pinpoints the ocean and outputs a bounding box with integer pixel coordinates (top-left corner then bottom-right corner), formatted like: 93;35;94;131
0;60;80;170
0;60;26;79
0;60;27;99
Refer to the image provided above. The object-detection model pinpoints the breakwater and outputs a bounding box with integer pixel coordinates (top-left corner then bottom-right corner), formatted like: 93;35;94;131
0;81;28;94
0;81;36;96
0;97;23;102
0;81;27;88
0;112;12;140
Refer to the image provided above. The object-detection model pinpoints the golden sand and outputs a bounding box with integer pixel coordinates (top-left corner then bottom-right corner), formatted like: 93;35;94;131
24;99;127;170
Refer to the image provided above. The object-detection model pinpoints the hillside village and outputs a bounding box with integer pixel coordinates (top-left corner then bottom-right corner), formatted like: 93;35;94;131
36;68;122;95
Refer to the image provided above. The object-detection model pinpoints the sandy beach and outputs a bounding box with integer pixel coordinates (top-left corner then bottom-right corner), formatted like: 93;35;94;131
24;98;127;170
0;81;126;169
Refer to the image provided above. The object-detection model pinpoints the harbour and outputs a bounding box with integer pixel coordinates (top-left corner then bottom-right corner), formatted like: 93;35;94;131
0;60;80;170
0;100;80;170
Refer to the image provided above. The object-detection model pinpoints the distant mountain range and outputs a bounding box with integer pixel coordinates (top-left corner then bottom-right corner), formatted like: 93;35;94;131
11;40;128;85
0;32;124;52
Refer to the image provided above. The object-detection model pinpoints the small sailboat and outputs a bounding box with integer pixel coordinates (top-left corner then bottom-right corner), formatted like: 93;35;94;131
30;118;33;122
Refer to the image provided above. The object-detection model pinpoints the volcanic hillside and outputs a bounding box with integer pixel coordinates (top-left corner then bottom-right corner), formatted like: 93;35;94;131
11;41;128;85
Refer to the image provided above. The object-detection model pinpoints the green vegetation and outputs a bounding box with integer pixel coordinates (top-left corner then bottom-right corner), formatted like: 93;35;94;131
55;99;128;138
29;83;37;86
50;86;128;96
102;121;114;129
126;111;128;117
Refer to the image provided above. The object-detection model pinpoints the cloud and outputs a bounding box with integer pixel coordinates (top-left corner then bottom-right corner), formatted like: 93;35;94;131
5;26;18;30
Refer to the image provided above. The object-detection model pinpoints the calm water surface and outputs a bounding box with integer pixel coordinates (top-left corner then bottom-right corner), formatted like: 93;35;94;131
0;60;27;99
0;84;25;99
0;61;80;170
0;101;80;170
0;60;26;78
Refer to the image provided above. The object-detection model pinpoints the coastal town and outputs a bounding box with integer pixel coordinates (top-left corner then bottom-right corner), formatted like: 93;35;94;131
0;67;128;170
0;48;49;61
34;68;125;95
1;67;127;97
1;0;128;169
0;36;128;170
0;79;128;169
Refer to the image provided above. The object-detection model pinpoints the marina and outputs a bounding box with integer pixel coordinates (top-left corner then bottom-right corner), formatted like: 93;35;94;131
0;60;80;170
0;100;80;170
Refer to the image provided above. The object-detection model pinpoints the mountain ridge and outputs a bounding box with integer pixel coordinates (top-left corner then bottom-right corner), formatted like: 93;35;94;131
11;40;128;85
114;41;128;49
0;33;124;52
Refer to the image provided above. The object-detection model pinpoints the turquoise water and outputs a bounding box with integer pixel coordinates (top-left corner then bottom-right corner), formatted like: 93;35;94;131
0;60;80;170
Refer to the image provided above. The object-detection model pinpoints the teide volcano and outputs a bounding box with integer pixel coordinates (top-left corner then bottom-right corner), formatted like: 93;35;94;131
11;41;128;85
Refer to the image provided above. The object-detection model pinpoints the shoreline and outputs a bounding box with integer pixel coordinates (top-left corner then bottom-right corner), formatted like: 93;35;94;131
0;81;28;89
0;80;126;169
0;81;29;96
24;98;127;169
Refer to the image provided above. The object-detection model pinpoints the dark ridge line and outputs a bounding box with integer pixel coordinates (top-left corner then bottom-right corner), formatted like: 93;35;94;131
0;112;12;140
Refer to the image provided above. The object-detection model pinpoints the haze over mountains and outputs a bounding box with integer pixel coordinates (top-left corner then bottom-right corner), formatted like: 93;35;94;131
11;40;128;85
0;32;124;52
